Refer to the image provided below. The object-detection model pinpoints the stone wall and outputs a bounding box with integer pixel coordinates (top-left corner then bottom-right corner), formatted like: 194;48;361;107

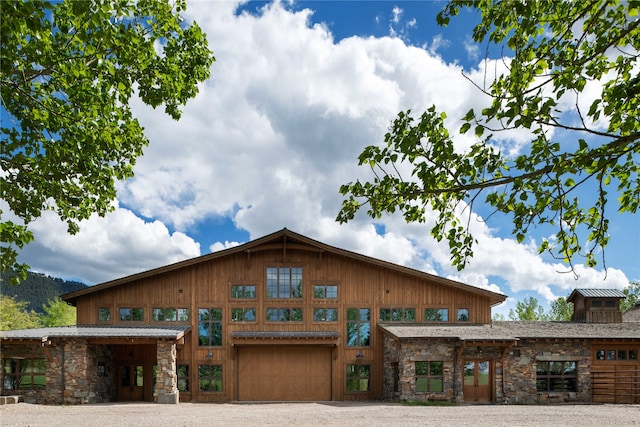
382;333;593;404
154;339;178;404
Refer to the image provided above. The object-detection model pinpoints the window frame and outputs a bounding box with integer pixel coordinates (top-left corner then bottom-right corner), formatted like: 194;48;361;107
313;307;338;322
424;308;449;322
198;308;223;347
177;364;189;392
346;308;371;347
346;364;370;392
98;307;111;322
231;307;257;322
119;307;144;322
415;361;444;393
379;308;416;322
231;285;256;299
456;308;470;322
152;307;190;322
198;364;223;392
265;307;303;322
2;358;46;390
266;267;303;299
536;361;577;392
314;284;338;299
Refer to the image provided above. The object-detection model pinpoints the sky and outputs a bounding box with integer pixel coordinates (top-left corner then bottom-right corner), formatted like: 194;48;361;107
11;0;640;318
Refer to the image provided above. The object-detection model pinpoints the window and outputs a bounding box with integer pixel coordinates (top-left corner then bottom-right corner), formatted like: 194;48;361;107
347;308;370;346
596;348;638;361
231;308;256;322
379;308;416;322
98;308;111;322
536;361;577;392
231;285;256;299
457;308;469;322
415;361;444;393
177;365;189;392
424;308;448;322
97;362;106;377
2;358;46;390
198;365;222;392
314;308;338;322
314;285;338;298
346;365;370;392
266;267;302;298
119;307;144;321
266;308;303;322
153;308;190;322
198;308;222;346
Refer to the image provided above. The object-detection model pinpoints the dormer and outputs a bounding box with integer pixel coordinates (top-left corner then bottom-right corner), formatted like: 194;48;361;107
567;288;626;323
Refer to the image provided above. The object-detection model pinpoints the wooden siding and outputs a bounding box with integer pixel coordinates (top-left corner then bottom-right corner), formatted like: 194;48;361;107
73;239;498;402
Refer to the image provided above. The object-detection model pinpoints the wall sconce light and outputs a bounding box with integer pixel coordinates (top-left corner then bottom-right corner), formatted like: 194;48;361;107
206;351;213;359
356;351;364;359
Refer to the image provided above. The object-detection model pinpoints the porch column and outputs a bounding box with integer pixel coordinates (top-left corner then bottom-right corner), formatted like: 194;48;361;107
155;339;179;404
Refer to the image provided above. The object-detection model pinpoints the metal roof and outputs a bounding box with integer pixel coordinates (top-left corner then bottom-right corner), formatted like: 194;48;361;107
381;321;640;341
0;325;191;341
568;288;626;300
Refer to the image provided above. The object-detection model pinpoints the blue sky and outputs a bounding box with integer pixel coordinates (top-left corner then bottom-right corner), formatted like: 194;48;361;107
12;0;639;318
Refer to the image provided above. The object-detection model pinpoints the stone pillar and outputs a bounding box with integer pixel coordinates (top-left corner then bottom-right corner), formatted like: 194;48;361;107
155;339;179;404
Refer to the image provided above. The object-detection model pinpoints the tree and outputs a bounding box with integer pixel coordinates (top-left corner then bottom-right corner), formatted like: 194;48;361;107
337;1;639;273
0;295;41;330
548;297;573;321
1;0;214;283
621;281;640;312
41;297;76;327
508;296;548;320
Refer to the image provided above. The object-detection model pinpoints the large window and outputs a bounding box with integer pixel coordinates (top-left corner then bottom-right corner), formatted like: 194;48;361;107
379;308;416;322
415;361;443;393
347;308;370;346
231;285;256;299
198;365;222;392
153;308;189;322
346;365;370;392
536;361;577;392
314;285;338;298
119;307;144;321
266;267;303;298
266;308;303;322
314;308;338;322
198;308;222;346
231;308;256;322
424;308;448;322
2;358;46;390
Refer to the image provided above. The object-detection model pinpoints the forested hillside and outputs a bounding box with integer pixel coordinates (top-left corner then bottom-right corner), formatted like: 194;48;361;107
0;271;87;313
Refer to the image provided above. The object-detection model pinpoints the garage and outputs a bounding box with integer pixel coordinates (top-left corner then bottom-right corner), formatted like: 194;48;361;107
237;346;332;401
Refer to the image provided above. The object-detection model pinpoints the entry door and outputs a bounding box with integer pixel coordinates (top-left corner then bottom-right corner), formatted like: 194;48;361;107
463;360;492;402
117;364;144;401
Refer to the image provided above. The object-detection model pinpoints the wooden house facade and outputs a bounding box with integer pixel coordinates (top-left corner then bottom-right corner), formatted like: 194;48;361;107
1;229;638;405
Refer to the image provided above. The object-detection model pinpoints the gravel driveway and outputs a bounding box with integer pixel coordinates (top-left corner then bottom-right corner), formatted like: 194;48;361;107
1;402;639;427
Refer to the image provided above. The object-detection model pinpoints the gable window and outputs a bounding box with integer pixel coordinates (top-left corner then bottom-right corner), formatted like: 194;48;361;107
346;308;370;346
379;308;416;322
415;361;444;393
266;308;303;322
266;267;302;298
119;307;144;321
198;308;222;346
536;361;577;392
346;364;370;392
457;308;469;322
98;308;111;322
2;358;46;390
314;285;338;298
153;308;189;322
231;308;256;322
314;308;338;322
198;364;222;392
424;308;448;322
231;285;256;299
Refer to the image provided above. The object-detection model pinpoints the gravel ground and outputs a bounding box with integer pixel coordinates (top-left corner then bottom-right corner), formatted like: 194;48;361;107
1;402;639;427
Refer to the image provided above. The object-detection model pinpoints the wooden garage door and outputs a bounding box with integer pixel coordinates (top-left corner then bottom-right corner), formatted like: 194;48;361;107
238;346;331;401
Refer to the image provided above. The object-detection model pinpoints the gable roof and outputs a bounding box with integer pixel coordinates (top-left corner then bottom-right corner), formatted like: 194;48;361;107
567;288;626;303
62;228;506;306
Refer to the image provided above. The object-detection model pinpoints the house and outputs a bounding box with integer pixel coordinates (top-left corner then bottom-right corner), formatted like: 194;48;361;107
1;229;638;404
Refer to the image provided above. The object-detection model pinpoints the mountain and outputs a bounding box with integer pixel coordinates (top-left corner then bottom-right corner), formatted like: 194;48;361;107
0;271;88;313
